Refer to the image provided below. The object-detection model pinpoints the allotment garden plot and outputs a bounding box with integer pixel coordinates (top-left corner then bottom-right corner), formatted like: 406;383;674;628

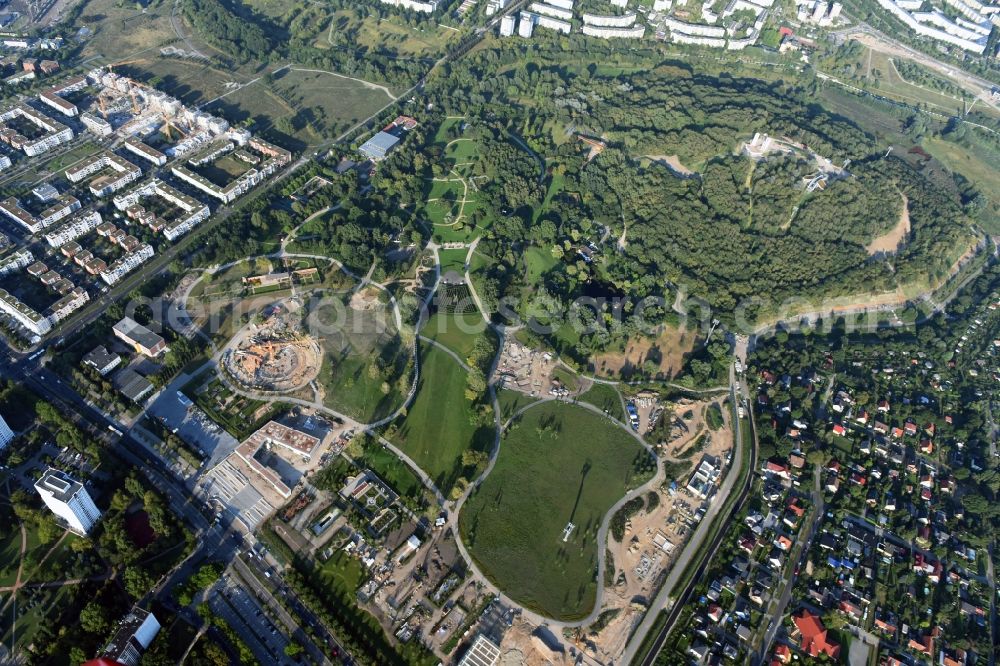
459;401;656;621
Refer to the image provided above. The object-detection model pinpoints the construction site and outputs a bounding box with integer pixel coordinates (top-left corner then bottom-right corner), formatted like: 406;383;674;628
223;305;322;393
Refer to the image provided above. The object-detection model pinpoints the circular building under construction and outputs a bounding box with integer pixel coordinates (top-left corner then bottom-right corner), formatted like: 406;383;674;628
224;313;322;393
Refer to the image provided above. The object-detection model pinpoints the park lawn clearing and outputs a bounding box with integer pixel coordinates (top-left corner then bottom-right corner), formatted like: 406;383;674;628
524;246;559;283
438;248;468;275
578;382;624;421
388;342;493;493
311;295;412;423
422;311;492;360
923;137;1000;234
496;388;537;422
459;402;654;621
357;444;425;501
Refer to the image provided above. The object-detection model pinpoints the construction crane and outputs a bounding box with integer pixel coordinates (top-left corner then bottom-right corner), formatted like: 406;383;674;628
128;86;141;115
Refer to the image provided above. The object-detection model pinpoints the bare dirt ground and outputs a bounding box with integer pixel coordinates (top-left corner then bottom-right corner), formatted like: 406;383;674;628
866;193;910;255
590;324;696;379
585;398;733;662
350;286;382;311
499;618;575;665
645;154;697;177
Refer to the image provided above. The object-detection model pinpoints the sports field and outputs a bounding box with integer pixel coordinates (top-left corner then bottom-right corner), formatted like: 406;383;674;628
388;343;493;493
459;402;654;620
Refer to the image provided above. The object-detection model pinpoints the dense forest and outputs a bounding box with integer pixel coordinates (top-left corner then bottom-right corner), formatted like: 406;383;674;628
422;44;977;331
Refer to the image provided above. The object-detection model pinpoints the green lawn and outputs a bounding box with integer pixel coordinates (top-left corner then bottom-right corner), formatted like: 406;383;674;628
318;548;365;594
357;444;425;501
459;402;654;620
578;383;624;421
438;248;468;275
388;343;493;493
923;136;1000;234
313;297;412;422
422;311;492;360
524;246;559;283
496;388;537;422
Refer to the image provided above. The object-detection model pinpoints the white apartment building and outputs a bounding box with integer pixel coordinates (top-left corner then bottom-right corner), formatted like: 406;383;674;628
582;11;638;25
80;112;113;137
0;413;15;449
583;23;647;37
874;0;988;53
0;289;51;336
65;152;142;197
531;2;573;19
48;287;90;322
487;0;510;15
43;211;102;247
536;13;572;32
380;0;439;11
100;244;154;285
519;12;537;36
0;105;75;157
500;14;517;34
0;248;33;277
123;137;168;166
35;468;102;535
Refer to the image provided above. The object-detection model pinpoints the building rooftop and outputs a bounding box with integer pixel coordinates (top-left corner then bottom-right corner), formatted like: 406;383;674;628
113;368;153;402
83;345;120;369
457;634;502;666
243;420;320;456
34;467;84;502
359;131;401;158
113;316;164;351
103;607;161;662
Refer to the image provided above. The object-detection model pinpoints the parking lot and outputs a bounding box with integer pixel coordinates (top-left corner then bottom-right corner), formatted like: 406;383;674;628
210;575;293;664
146;382;238;467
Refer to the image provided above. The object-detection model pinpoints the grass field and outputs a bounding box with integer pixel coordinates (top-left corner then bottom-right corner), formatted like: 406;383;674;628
578;382;624;421
524;246;559;283
923;136;1000;234
865;50;968;116
496;388;537;422
357;443;426;501
123;61;392;151
437;248;468;275
389;343;493;493
422;311;491;360
459;402;653;620
315;8;460;56
312;296;412;422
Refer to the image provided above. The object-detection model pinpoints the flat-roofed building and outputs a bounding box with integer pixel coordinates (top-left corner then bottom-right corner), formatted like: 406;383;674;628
359;131;401;161
83;345;121;376
457;634;502;666
102;607;161;666
124;136;167;166
0;413;14;449
113;316;166;356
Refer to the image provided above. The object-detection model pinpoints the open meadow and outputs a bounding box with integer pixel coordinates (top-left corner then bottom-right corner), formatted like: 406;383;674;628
459;402;654;620
387;342;493;493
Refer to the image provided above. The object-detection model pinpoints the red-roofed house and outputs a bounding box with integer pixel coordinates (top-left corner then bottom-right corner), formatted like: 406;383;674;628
791;610;840;659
